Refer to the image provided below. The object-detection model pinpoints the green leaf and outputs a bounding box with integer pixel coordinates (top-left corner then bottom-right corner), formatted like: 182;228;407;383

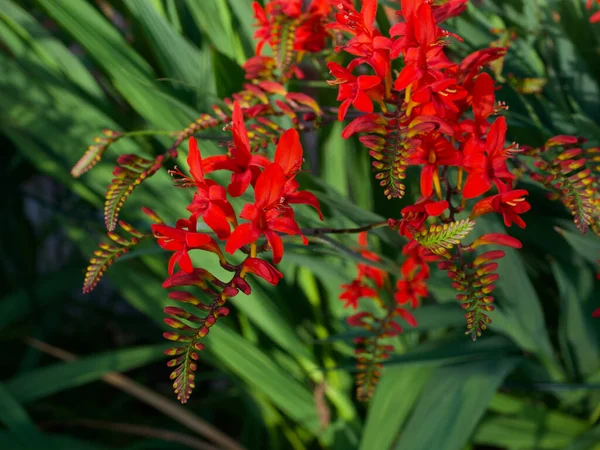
184;0;245;64
556;223;600;266
0;0;105;103
124;0;217;104
359;367;433;450
0;267;82;329
477;217;564;381
565;424;600;450
322;122;350;197
204;326;323;436
392;358;519;450
6;344;169;404
551;261;600;378
0;383;39;434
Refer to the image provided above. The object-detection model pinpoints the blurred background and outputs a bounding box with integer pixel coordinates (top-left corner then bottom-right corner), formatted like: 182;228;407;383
1;0;600;449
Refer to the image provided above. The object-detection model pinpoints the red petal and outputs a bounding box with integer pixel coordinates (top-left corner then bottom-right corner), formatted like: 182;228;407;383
232;101;251;163
187;137;204;184
225;223;262;255
177;250;193;273
357;75;381;90
415;3;436;46
286;190;323;220
228;169;253;197
420;164;435;197
471;196;495;218
242;258;283;285
268;216;302;236
275;129;303;177
486;116;507;157
254;163;286;209
394;64;421;90
463;172;492;199
185;232;223;256
202;155;238;174
395;307;418;327
338;99;351;121
472;73;495;121
545;135;579;147
352;89;374;113
203;204;231;239
361;0;377;28
424;200;448;216
472;233;522;249
264;230;284;264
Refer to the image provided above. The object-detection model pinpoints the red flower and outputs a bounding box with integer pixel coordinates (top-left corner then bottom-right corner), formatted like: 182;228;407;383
225;163;306;264
592;307;600;318
356;232;387;288
410;78;468;118
327;62;383;120
460;72;496;138
184;137;236;239
471;189;531;228
340;279;379;309
252;2;272;55
152;217;222;275
295;0;332;53
410;134;461;196
398;198;449;238
394;258;428;308
202;102;271;197
274;128;304;178
242;258;284;286
274;129;323;220
463;116;514;199
394;307;418;328
331;0;392;81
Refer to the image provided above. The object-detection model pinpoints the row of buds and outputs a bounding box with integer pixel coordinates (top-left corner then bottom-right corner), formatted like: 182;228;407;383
71;129;123;177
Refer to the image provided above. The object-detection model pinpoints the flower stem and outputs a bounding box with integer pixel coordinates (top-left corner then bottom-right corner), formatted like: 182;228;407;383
302;221;389;236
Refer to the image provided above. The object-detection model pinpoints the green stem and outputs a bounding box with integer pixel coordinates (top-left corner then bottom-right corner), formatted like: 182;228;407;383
123;130;177;138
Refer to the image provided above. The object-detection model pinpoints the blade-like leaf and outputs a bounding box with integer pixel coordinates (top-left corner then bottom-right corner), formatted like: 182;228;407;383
392;358;519;450
6;344;169;404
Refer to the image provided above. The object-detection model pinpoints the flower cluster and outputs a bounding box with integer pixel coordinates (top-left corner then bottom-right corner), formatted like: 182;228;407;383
154;101;322;402
328;0;532;339
250;0;332;80
339;233;419;401
587;0;600;23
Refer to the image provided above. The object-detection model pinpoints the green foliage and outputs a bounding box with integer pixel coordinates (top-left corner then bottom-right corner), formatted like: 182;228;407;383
1;0;600;449
415;219;476;255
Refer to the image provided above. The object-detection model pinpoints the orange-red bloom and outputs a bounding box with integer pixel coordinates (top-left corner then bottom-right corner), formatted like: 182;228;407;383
327;62;383;120
340;279;379;309
410;134;462;196
471;189;530;228
203;102;271;197
185;138;236;239
398;198;448;238
463;117;514;198
225;163;306;264
152;218;222;275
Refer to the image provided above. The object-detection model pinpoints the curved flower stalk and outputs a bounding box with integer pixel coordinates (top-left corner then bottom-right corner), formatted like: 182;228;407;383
340;233;422;401
522;136;600;235
155;102;322;402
